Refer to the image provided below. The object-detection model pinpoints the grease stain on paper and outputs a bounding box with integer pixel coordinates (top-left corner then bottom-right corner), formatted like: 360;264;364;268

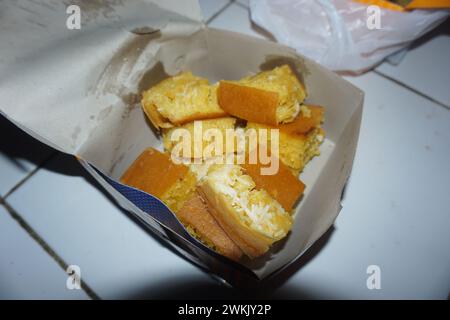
130;26;161;36
94;30;162;97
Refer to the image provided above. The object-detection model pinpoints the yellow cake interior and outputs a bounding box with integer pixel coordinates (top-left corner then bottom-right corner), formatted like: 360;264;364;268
238;65;307;123
141;72;226;127
246;123;324;175
160;169;197;213
203;164;292;240
162;117;236;159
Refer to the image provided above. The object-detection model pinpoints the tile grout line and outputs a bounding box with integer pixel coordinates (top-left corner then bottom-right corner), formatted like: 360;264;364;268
233;0;249;10
374;70;450;112
206;0;235;25
3;151;58;200
0;198;101;300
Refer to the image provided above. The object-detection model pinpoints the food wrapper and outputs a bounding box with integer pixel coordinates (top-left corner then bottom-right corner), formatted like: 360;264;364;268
0;0;364;285
250;0;449;73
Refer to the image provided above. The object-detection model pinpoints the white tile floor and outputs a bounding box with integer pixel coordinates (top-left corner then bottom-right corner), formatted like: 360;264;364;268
208;1;274;40
376;18;450;107
5;154;220;299
0;205;88;299
0;1;449;299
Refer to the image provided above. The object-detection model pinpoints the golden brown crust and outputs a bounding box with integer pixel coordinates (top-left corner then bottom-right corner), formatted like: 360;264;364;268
120;148;188;197
218;81;279;126
197;185;271;259
241;151;305;212
278;105;324;135
171;110;229;126
141;101;174;129
246;105;324;136
141;72;227;129
177;194;243;261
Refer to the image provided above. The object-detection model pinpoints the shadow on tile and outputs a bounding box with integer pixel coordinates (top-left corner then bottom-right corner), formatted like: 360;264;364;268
0;115;55;172
120;226;335;299
120;276;319;300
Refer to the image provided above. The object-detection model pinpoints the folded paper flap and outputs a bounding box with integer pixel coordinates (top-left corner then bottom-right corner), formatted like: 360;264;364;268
0;0;202;76
0;0;202;155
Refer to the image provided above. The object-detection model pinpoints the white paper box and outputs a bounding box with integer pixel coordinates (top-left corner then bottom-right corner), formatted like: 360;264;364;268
0;0;363;284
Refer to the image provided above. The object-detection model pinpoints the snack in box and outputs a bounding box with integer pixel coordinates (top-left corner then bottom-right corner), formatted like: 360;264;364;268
218;65;307;125
141;72;226;128
162;117;237;159
197;164;293;258
120;147;242;261
246;106;325;175
120;148;196;213
121;65;325;260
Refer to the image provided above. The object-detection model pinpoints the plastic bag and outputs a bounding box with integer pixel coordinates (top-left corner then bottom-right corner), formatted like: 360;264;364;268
250;0;449;73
